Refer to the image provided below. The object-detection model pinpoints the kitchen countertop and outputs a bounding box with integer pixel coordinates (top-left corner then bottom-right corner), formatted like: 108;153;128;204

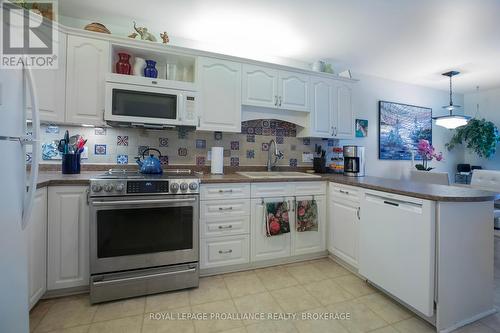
36;171;499;202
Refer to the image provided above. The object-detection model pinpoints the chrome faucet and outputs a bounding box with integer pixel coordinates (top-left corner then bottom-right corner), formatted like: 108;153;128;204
267;139;284;171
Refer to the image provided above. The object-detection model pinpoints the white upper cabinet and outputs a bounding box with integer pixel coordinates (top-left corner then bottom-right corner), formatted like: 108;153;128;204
65;35;109;126
334;82;355;139
242;65;310;112
309;77;335;137
197;57;242;132
26;32;67;123
278;70;309;112
242;64;279;108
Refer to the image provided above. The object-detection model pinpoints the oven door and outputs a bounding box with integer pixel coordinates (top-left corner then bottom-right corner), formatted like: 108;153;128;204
105;82;184;126
90;195;199;274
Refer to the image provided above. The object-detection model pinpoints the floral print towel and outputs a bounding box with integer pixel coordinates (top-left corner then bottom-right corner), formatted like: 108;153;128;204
265;201;290;236
296;200;318;232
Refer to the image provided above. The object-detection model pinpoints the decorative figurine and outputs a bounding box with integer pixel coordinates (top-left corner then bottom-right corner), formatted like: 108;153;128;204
160;31;170;44
133;21;156;42
128;32;138;39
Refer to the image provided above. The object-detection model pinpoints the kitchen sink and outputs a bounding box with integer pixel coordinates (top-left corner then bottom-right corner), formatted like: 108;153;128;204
236;171;321;179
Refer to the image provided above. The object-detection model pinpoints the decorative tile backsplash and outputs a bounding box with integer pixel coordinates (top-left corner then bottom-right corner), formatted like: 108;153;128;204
38;119;330;167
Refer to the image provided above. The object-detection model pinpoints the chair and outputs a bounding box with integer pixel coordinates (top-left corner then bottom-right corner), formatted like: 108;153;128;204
410;170;450;186
470;170;500;227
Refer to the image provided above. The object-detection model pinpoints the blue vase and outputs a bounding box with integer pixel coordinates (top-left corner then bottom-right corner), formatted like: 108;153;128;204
144;60;158;78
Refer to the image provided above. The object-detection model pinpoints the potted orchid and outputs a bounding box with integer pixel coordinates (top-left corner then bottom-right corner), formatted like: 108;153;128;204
415;139;443;171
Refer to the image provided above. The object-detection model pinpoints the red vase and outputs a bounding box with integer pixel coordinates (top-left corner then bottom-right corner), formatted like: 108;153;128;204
116;53;131;75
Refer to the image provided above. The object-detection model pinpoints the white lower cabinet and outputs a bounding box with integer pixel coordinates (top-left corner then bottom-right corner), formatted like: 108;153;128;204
201;235;250;269
25;188;47;309
251;197;293;262
293;195;326;256
328;184;360;268
47;186;90;290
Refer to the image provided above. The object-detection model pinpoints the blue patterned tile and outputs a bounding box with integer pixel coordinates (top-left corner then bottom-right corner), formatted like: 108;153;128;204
254;127;263;135
117;154;128;164
290;129;297;137
45;125;59;134
178;127;189;139
303;138;311;145
117;136;128;146
262;120;270;128
178;148;188;156
159;156;169;165
214;131;223;141
230;157;239;167
230;141;240;150
270;120;277;129
261;143;269;151
246;134;255;143
246;127;255;135
159;137;168;147
94;144;107;155
328;139;335;146
289;158;298;167
94;128;106;135
276;128;285;137
246;150;255;159
276;136;284;144
262;128;272;136
196;156;205;166
138;145;149;156
195;139;206;149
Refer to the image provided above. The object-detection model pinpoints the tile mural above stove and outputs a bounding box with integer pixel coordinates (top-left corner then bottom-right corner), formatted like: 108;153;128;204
38;120;331;167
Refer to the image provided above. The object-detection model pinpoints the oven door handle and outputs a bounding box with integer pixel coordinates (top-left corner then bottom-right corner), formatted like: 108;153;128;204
91;197;197;206
92;268;197;286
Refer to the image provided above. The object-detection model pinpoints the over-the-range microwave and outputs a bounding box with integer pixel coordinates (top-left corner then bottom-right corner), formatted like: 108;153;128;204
105;75;197;128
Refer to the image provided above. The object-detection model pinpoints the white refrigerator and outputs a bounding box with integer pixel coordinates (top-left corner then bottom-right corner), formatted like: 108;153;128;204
0;64;41;332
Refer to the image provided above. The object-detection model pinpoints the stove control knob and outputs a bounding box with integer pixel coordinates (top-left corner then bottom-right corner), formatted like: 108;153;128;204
91;184;102;192
115;183;125;192
180;182;189;191
104;184;114;192
170;183;179;193
189;182;198;191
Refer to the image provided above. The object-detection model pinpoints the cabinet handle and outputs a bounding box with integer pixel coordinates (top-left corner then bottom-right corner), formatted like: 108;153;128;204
278;96;282;107
218;206;233;211
274;95;278;106
151;80;158;85
218;189;233;193
339;189;349;195
197;116;201;127
218;225;233;229
219;249;233;254
356;207;360;220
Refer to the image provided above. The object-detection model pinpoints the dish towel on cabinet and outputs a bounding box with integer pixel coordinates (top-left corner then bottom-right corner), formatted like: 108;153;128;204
296;199;318;232
265;201;290;237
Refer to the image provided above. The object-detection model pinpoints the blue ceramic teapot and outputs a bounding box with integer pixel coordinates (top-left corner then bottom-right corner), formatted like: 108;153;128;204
136;148;163;174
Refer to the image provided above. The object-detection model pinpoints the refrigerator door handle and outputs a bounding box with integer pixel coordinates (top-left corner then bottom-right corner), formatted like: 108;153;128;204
21;64;40;229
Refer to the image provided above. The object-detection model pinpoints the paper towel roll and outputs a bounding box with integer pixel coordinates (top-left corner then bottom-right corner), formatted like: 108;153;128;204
211;147;224;174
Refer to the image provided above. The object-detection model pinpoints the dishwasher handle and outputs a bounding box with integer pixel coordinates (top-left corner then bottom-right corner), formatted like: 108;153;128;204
383;200;399;207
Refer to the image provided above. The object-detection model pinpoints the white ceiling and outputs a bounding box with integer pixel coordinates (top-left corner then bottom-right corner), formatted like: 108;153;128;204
59;0;500;93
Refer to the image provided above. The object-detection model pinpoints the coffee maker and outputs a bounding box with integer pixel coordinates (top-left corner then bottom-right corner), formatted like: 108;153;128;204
343;146;365;177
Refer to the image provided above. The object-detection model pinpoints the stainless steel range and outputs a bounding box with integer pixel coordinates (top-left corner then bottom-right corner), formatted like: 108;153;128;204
88;169;200;303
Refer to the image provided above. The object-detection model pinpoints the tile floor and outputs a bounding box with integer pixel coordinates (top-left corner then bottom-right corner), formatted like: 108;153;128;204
30;249;500;333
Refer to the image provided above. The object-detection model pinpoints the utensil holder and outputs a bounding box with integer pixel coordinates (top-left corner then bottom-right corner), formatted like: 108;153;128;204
62;154;81;174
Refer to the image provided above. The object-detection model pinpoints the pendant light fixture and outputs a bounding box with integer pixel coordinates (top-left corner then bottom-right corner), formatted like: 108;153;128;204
433;71;470;129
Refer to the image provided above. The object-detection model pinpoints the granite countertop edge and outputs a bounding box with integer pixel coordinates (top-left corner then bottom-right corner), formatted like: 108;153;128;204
35;171;500;202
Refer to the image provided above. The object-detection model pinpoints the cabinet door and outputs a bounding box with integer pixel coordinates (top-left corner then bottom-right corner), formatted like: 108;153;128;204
292;195;326;256
309;77;334;137
47;186;89;290
197;57;241;132
25;188;47;309
242;64;279;108
329;197;359;267
278;70;309;112
251;198;292;262
333;83;354;139
26;32;67;123
65;35;109;126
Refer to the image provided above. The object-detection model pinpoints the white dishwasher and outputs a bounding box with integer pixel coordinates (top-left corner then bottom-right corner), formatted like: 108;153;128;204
359;189;435;317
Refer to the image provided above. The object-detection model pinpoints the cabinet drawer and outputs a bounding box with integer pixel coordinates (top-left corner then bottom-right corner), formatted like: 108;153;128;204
293;182;326;195
201;215;250;238
201;199;250;219
251;183;293;198
329;183;360;203
201;183;250;200
201;235;250;269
